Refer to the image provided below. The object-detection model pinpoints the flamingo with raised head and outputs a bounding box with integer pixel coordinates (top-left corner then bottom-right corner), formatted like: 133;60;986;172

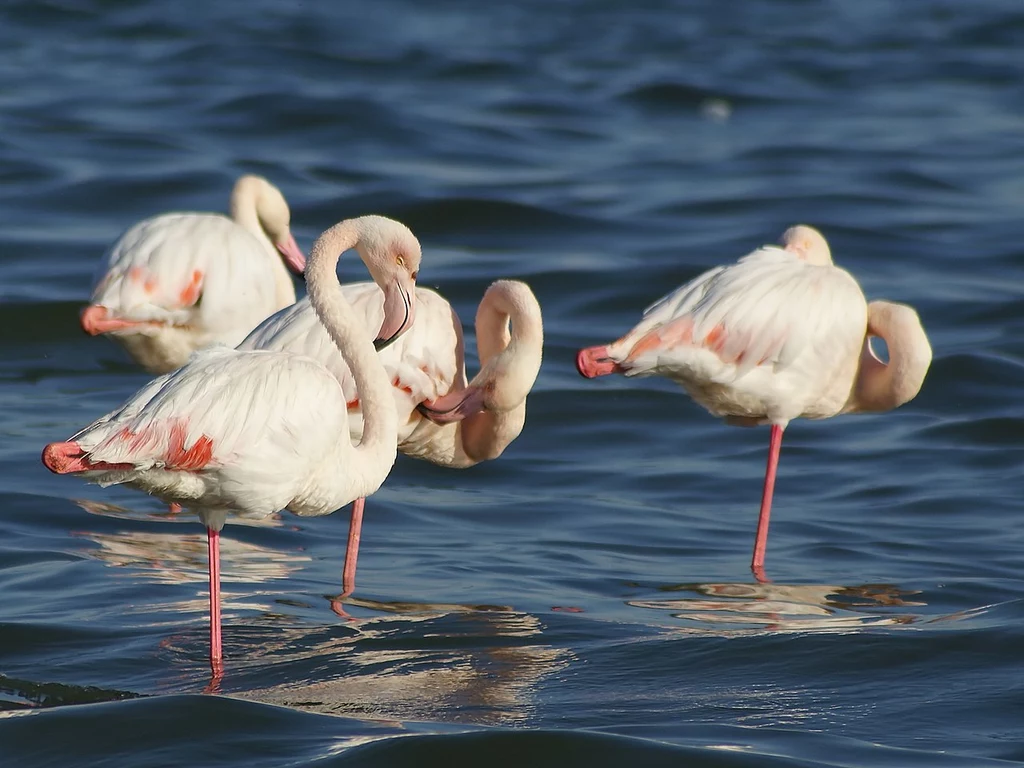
240;279;544;595
576;225;931;579
81;175;308;374
42;215;421;673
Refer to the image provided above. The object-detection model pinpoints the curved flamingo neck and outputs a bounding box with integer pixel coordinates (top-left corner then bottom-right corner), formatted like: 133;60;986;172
228;176;268;242
459;281;543;463
847;300;932;414
228;176;295;307
306;219;398;496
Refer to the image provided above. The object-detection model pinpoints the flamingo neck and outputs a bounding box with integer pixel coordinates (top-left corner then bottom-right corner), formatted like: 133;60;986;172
228;176;296;308
228;176;268;244
459;281;543;463
847;301;932;414
267;250;298;309
306;220;398;499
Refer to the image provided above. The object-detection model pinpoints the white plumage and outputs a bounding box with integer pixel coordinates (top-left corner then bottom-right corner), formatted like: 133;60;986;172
82;175;306;373
240;283;463;446
45;214;423;672
63;346;359;527
578;225;931;578
241;278;545;596
604;243;868;425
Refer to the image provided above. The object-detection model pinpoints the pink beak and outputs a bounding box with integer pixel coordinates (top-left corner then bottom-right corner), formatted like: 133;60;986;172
80;305;137;335
276;233;306;276
374;280;416;350
416;386;487;424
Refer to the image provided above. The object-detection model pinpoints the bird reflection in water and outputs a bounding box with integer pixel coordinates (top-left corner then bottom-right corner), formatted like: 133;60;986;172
231;602;571;726
627;581;929;634
74;499;304;587
75;498;287;529
74;498;311;689
74;499;569;709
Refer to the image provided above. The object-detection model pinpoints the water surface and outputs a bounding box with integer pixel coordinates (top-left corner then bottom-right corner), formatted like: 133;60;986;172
3;1;1024;765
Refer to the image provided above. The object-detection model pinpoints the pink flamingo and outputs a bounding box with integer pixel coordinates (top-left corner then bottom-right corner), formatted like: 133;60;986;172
42;215;421;674
576;225;931;579
81;175;308;374
240;279;544;596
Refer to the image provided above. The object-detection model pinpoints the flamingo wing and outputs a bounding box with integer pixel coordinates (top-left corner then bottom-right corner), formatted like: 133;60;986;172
90;213;281;339
62;346;348;511
611;246;867;382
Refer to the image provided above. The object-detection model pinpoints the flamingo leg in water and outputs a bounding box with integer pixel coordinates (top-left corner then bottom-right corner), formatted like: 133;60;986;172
751;424;784;574
341;498;365;598
207;527;223;676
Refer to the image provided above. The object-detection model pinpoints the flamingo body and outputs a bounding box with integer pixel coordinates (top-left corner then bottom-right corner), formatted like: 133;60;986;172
240;284;463;448
45;215;422;674
84;176;306;374
577;226;931;577
242;279;544;595
580;243;868;426
44;346;360;525
244;279;544;467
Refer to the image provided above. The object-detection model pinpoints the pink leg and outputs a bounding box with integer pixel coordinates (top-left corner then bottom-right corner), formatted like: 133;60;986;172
207;527;223;675
751;424;784;573
169;503;182;515
341;498;365;598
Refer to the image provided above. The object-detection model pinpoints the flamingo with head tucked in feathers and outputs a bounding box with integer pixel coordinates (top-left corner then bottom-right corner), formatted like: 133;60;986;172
240;278;544;596
576;225;931;579
81;175;308;374
42;215;421;674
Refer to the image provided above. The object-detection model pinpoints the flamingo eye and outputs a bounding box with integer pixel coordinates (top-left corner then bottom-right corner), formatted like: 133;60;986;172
396;255;405;268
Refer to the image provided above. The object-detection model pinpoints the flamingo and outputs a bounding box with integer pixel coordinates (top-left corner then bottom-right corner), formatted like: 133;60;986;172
81;175;308;374
239;279;544;595
576;225;932;579
42;214;421;673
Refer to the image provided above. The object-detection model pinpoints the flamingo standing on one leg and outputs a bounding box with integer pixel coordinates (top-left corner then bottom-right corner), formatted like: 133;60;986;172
81;174;308;374
240;279;544;596
576;225;932;579
42;215;421;675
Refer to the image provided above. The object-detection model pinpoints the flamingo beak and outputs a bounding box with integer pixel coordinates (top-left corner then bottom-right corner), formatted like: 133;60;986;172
276;233;306;276
416;386;487;424
373;278;415;351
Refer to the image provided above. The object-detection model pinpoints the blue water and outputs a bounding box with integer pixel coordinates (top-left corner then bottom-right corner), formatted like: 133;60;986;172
3;1;1024;765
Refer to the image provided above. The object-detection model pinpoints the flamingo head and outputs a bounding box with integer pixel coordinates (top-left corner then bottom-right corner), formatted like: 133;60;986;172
275;232;307;276
237;174;307;275
354;216;421;350
780;224;832;265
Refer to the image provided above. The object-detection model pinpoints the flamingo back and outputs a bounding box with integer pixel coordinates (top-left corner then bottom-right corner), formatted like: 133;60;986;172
63;345;350;518
90;213;296;368
240;283;464;442
608;246;868;423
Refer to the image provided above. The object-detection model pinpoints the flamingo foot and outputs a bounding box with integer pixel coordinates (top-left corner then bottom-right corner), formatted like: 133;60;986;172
329;595;354;621
576;346;622;378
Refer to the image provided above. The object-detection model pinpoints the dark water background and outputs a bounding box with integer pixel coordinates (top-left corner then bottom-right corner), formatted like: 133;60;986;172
3;1;1024;765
